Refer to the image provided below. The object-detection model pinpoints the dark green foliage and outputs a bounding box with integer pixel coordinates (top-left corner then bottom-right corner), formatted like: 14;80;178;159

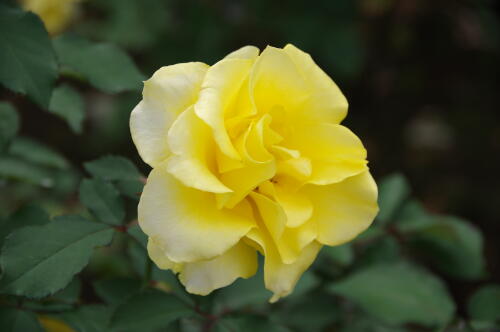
48;84;86;134
0;307;44;332
8;137;69;170
329;263;455;326
53;34;144;93
0;215;113;298
467;284;500;322
93;278;142;305
0;205;50;250
110;289;193;331
57;305;114;332
79;179;125;226
0;102;19;151
84;156;142;182
377;173;411;224
405;216;485;280
0;5;57;107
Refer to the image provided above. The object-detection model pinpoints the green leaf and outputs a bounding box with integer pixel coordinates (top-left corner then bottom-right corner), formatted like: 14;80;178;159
0;102;19;151
0;5;57;107
357;237;401;268
286;270;320;300
406;216;485;280
57;305;113;332
53;34;144;93
8;136;69;169
395;200;434;233
322;243;354;267
115;179;144;200
0;205;50;250
79;179;125;226
0;307;44;332
126;237;194;306
48;84;85;134
110;289;193;331
84;155;142;181
470;320;500;331
93;277;142;305
273;291;339;332
467;284;500;322
340;317;407;332
0;155;55;187
214;265;272;312
377;173;411;224
52;277;81;303
127;224;147;248
84;0;169;51
0;215;114;298
214;315;291;332
328;263;455;326
23;278;82;312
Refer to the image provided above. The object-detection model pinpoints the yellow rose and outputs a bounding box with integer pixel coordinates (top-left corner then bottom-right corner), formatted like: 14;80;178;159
19;0;80;35
131;45;378;302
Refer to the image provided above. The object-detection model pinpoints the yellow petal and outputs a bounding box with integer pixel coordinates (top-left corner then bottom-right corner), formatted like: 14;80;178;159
258;181;313;228
267;241;322;303
283;44;348;124
195;58;255;160
277;157;312;182
271;146;301;159
166;106;231;193
224;45;260;60
179;241;257;295
303;171;379;246
250;46;308;116
130;62;208;167
249;191;316;264
138;165;254;263
215;113;280;208
216;147;244;173
274;184;313;228
239;115;276;163
249;192;286;242
147;237;182;272
217;160;276;209
246;226;321;302
287;123;367;185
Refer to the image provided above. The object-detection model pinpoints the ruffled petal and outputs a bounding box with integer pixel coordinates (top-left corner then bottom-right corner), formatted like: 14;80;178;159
303;171;379;246
147;237;182;272
224;45;260;60
245;226;321;302
138;165;255;263
283;44;348;124
266;241;321;303
179;241;257;295
286;123;368;185
249;192;286;242
166;106;231;193
249;192;316;264
195;58;255;160
259;181;313;228
130;62;208;167
217;161;276;209
250;46;308;116
216;120;277;209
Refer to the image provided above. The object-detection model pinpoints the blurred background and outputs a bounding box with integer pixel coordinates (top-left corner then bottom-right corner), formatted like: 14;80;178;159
1;0;499;328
